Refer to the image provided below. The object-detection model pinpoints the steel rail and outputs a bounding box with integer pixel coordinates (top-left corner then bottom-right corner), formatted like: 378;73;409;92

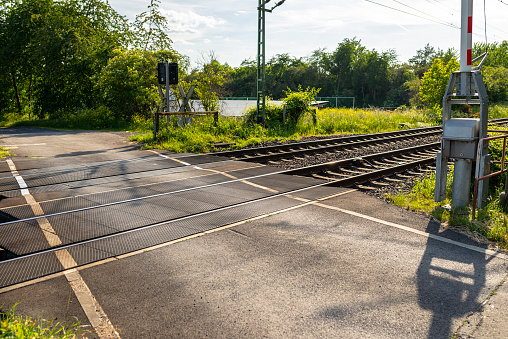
212;125;442;159
324;157;436;188
284;142;440;176
233;130;441;163
213;117;508;160
2;118;506;190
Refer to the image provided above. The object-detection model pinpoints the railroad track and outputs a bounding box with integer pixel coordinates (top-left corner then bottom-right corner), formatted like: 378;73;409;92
210;117;508;191
213;125;442;163
285;142;440;191
213;117;508;164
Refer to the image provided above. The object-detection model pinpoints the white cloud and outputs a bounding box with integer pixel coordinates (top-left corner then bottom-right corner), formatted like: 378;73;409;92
109;0;508;67
161;9;226;34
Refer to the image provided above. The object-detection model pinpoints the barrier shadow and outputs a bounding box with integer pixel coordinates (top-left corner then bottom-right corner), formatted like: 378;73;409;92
417;219;494;338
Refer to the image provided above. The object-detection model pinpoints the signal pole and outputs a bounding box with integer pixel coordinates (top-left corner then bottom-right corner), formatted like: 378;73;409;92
434;0;490;212
256;0;286;124
460;0;473;72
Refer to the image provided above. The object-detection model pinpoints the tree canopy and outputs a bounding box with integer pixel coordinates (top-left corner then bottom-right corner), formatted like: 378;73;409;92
1;0;507;124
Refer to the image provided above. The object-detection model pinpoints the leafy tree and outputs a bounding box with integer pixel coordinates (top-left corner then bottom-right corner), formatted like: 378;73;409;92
224;59;257;97
265;54;307;98
351;49;393;105
95;48;164;120
482;66;508;102
384;63;415;107
194;53;230;111
132;0;173;55
473;41;508;68
409;43;438;78
0;0;130;118
304;48;336;96
405;77;422;107
409;44;457;78
330;38;363;96
420;57;459;108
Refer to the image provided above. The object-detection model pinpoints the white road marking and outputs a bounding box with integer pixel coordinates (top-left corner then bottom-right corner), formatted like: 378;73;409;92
148;149;192;165
312;201;508;261
5;158;121;338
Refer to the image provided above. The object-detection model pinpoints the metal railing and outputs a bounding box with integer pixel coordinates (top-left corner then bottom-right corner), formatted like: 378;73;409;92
472;130;508;218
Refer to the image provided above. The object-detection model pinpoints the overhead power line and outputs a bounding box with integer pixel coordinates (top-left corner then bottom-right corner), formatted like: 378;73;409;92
365;0;504;42
426;0;457;15
391;0;456;27
423;0;508;36
497;0;508;7
365;0;459;29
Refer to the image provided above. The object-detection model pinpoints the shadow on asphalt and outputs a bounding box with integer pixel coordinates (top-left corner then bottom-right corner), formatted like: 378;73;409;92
52;145;140;158
417;220;494;338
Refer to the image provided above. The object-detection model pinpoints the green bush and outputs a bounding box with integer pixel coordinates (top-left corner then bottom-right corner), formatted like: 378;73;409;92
244;87;320;129
244;103;284;129
283;86;320;127
483;66;508;103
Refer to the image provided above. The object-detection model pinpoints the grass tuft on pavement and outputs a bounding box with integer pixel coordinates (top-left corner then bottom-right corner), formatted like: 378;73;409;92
0;304;86;338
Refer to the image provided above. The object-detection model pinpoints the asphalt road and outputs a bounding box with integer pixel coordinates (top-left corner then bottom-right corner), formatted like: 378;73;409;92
1;127;507;339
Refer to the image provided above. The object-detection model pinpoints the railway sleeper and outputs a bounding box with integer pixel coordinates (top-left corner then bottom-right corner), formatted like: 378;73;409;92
407;170;424;176
355;184;377;190
382;158;409;165
326;170;352;178
384;177;404;182
311;173;333;181
369;180;391;187
395;173;414;179
352;166;380;172
339;168;370;175
370;160;390;168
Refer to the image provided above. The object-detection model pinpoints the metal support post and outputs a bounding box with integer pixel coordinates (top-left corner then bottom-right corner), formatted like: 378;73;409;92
434;0;491;211
165;61;170;128
434;151;448;202
256;0;266;124
452;159;473;208
256;0;285;124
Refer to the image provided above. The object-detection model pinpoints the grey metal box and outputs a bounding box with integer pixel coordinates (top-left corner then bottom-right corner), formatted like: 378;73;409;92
444;140;477;159
443;118;480;141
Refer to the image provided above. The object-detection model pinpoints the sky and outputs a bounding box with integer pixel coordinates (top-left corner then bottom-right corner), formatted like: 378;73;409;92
108;0;508;68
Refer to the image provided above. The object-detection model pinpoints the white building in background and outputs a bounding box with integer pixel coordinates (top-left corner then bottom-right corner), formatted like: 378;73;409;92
190;100;283;117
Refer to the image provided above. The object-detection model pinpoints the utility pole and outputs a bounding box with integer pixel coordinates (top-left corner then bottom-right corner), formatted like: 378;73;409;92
257;0;286;124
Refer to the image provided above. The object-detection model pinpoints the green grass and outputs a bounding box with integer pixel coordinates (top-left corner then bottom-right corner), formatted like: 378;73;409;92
131;106;442;153
0;108;150;132
0;304;86;338
0;147;11;158
386;167;508;249
296;106;438;135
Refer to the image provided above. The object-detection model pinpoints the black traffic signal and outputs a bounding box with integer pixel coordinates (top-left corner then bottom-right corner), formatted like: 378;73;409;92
156;62;178;85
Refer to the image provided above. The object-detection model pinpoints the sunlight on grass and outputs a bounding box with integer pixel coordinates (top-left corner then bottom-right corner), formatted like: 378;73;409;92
386;168;508;249
131;106;441;153
0;304;86;338
0;147;11;158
